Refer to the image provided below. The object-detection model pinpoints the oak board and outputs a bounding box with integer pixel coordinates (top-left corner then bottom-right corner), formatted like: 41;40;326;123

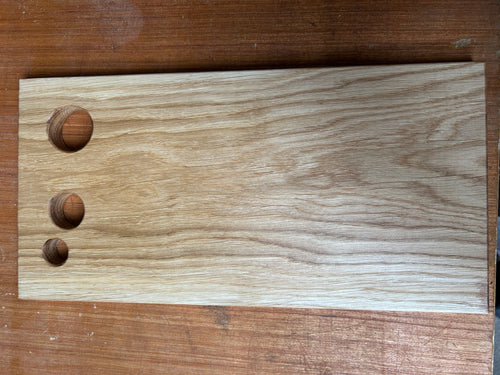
18;63;487;312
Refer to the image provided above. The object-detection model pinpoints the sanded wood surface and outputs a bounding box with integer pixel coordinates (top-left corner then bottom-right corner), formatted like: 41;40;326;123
1;1;498;373
19;63;487;312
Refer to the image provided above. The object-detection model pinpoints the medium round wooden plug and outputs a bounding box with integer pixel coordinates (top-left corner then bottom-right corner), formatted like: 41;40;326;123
42;238;69;266
49;192;85;229
47;105;93;152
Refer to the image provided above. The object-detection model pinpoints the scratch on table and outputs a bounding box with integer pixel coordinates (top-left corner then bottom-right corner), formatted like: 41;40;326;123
204;306;231;331
451;38;474;49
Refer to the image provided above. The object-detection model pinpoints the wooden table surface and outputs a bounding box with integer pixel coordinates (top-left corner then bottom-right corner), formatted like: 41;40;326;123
1;1;498;373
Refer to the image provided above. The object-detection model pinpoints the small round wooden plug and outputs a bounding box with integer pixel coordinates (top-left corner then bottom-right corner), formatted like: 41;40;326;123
49;192;85;229
42;238;69;266
47;105;93;152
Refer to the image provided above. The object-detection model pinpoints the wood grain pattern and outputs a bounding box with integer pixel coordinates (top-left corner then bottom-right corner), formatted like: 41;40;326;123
1;0;498;373
18;63;487;312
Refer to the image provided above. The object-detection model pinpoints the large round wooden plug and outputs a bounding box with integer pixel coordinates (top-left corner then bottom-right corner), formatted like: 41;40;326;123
49;193;85;229
47;105;93;152
42;238;69;266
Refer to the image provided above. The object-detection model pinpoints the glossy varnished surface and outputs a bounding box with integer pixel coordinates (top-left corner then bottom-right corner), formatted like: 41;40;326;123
1;1;498;373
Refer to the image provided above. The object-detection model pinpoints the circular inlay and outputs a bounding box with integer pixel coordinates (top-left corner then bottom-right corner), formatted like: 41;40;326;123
41;238;69;266
49;192;85;229
47;105;93;152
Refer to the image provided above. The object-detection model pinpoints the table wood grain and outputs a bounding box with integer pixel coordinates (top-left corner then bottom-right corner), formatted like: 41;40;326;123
1;0;498;373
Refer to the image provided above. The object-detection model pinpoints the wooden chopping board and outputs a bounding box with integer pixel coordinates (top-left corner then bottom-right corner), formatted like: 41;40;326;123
18;63;487;313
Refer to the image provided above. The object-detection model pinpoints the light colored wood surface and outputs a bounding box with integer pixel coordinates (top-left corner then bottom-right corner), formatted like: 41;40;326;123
18;63;487;312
